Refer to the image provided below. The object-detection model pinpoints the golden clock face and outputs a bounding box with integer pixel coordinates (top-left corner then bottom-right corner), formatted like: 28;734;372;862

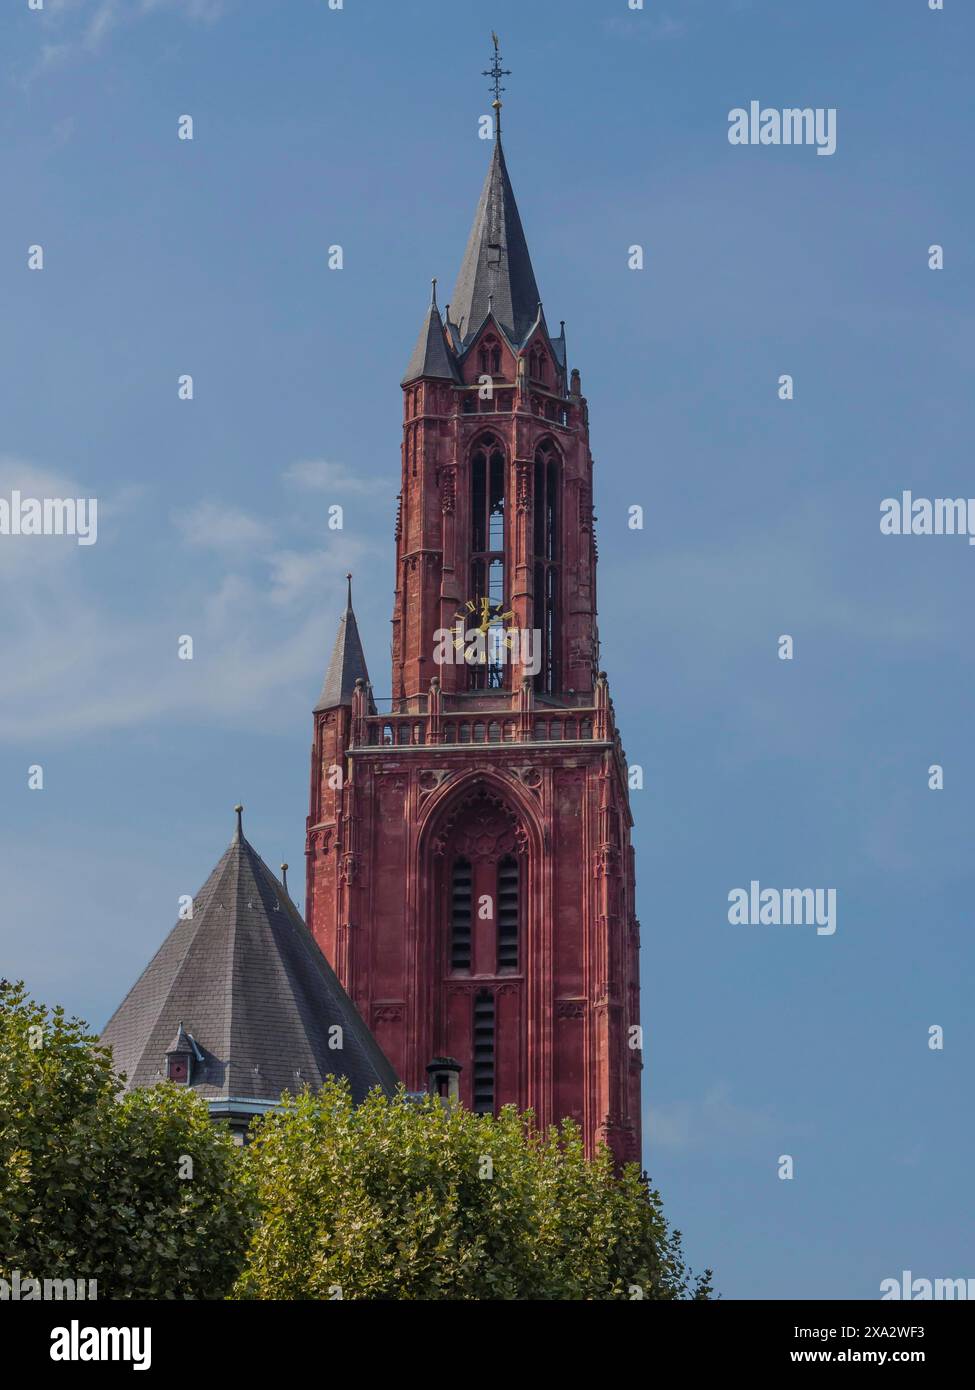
453;597;517;656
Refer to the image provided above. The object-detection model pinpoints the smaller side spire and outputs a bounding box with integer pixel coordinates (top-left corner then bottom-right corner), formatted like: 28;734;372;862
314;574;373;711
401;289;460;386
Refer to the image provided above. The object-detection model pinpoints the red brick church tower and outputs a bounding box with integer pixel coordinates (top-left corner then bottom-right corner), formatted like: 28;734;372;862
306;44;642;1164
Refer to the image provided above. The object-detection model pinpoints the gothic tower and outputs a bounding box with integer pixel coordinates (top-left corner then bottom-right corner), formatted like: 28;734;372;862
306;51;642;1164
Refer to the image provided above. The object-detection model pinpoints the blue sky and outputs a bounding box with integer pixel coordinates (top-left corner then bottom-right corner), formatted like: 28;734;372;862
1;0;972;1299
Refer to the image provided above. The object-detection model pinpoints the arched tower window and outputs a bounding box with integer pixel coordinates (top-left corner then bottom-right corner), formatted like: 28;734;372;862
469;434;507;690
433;785;528;1115
532;441;560;693
441;786;525;978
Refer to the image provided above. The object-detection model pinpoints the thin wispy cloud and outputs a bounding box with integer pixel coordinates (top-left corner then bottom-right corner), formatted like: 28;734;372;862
649;1083;797;1153
22;0;230;80
0;458;375;740
603;0;749;43
267;546;371;606
177;500;271;552
604;489;959;677
604;13;689;43
284;459;374;495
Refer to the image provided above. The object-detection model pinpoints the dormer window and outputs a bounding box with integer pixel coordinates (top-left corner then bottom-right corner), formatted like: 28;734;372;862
165;1021;201;1086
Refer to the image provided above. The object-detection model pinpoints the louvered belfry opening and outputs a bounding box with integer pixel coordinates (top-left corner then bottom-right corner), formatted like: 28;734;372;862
434;786;526;1114
472;992;496;1114
442;788;523;982
450;857;473;970
496;855;519;971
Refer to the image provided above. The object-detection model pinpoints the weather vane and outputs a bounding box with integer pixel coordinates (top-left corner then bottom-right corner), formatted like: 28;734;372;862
483;31;510;116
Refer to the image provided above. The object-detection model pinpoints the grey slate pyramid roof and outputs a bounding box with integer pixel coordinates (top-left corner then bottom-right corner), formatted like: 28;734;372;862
314;576;373;711
401;298;460;385
448;138;541;346
100;813;398;1107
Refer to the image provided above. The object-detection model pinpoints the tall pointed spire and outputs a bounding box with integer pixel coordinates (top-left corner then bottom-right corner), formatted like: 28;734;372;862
448;44;540;347
314;573;372;710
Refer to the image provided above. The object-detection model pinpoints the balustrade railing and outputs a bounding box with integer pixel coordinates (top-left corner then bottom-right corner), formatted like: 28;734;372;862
357;709;598;749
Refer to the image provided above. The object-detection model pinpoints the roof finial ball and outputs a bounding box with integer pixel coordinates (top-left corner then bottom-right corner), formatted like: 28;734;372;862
234;804;244;836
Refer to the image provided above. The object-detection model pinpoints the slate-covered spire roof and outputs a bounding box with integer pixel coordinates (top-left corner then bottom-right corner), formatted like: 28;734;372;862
448;137;541;346
314;574;373;712
401;279;461;385
99;809;398;1107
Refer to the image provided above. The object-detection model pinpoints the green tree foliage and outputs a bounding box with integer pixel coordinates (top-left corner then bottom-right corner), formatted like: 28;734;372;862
0;980;251;1299
1;982;712;1301
235;1078;713;1301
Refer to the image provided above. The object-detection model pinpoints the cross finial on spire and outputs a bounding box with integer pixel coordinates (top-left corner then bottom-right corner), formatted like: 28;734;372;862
431;276;438;308
234;804;244;838
483;32;510;140
345;572;353;608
